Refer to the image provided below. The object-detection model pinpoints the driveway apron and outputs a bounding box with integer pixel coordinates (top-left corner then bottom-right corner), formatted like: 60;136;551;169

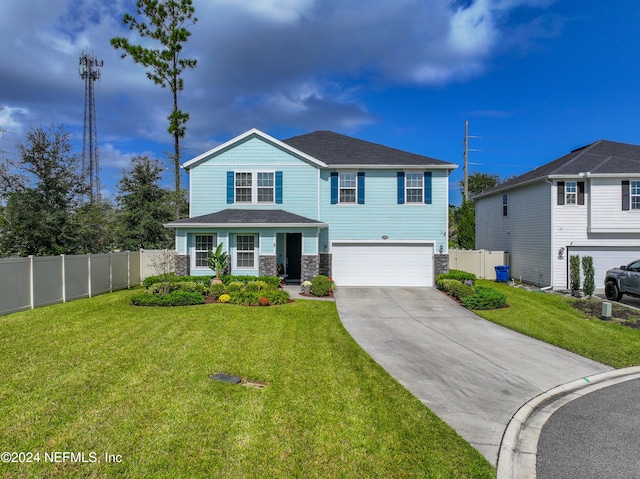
334;287;612;466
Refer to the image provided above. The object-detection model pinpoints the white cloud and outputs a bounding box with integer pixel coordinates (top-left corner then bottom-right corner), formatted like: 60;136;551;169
0;0;562;161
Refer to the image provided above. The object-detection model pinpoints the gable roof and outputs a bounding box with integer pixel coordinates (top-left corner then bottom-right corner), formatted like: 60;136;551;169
182;128;327;171
477;139;640;198
165;209;327;228
283;130;456;168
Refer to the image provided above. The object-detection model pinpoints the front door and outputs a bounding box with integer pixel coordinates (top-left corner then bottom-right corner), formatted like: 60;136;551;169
286;233;302;283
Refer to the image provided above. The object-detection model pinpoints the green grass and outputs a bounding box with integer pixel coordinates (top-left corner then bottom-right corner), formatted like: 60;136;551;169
0;289;494;478
473;280;640;368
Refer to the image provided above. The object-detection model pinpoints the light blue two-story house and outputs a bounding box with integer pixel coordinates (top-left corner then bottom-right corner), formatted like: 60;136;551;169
165;128;456;286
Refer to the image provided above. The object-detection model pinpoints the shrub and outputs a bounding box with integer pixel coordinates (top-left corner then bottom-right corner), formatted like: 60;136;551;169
143;274;212;289
221;275;281;289
226;281;245;293
245;280;268;292
173;281;206;295
209;283;226;299
311;275;332;297
447;281;475;300
218;294;231;303
146;281;206;296
263;289;290;305
437;278;461;291
436;270;476;284
461;286;507;310
258;297;270;306
582;255;595;298
131;291;205;307
229;291;260;306
570;255;581;293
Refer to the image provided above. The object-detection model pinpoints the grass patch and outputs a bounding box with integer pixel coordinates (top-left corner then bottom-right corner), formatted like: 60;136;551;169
472;280;640;368
0;289;493;478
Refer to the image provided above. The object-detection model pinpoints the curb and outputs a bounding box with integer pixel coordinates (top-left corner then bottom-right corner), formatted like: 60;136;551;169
496;366;640;479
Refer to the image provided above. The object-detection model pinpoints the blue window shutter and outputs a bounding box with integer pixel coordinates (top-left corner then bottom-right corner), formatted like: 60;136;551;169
397;172;405;204
330;172;338;204
226;171;234;204
424;172;432;204
357;172;365;204
275;171;283;204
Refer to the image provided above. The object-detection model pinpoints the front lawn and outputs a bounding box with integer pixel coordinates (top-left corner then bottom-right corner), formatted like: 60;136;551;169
473;280;640;368
0;289;494;478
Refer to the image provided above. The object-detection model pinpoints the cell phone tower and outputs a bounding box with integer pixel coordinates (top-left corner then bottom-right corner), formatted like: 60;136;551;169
79;51;103;203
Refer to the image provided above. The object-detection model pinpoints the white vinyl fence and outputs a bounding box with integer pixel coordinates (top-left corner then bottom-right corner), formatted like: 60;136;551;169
0;251;141;316
449;249;510;280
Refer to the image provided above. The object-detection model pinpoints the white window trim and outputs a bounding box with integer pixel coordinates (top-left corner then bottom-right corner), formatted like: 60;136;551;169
234;234;258;269
192;233;217;270
234;170;276;204
565;181;577;205
338;172;357;204
632;180;640;210
405;172;424;204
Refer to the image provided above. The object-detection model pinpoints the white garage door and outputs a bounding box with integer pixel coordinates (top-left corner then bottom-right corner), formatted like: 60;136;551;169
332;242;434;287
569;246;640;290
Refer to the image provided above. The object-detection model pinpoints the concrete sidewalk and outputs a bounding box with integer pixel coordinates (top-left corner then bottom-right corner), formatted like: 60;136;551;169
334;287;611;466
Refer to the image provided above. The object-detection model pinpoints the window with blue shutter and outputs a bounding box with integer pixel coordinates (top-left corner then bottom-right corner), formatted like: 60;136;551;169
357;172;365;204
330;172;339;204
424;172;432;204
397;172;405;204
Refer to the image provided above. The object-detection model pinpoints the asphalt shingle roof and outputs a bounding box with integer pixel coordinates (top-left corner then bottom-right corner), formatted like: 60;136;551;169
480;140;640;196
283;130;455;167
165;209;325;227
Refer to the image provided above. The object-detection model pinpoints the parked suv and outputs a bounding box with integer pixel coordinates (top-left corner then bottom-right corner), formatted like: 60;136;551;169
604;260;640;301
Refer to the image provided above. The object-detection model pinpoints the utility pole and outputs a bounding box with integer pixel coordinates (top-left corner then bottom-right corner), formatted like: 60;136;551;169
464;120;469;201
79;51;103;203
462;120;481;201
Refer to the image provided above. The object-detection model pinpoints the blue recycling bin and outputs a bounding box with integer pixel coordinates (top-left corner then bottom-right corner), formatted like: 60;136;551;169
495;265;510;282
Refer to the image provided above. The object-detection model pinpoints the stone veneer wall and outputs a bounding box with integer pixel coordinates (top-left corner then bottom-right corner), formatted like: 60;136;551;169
259;255;278;277
301;255;319;282
176;255;190;276
319;253;332;278
434;254;449;278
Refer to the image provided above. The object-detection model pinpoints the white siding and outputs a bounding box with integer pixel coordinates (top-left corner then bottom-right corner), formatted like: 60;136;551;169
476;181;551;286
551;178;640;289
589;178;640;233
552;180;590;289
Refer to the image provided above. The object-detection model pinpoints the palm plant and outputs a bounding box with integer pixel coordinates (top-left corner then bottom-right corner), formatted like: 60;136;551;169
207;243;229;283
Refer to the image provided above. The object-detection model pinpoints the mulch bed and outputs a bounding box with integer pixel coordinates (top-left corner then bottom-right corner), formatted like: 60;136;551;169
569;297;640;330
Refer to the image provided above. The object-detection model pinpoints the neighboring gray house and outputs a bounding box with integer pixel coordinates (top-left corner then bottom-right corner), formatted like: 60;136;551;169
475;140;640;290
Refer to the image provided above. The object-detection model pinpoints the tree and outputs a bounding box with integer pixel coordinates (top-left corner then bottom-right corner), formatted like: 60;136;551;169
66;200;119;254
582;255;595;298
451;200;476;249
450;173;500;249
111;0;197;219
459;172;500;199
117;156;175;250
0;125;88;256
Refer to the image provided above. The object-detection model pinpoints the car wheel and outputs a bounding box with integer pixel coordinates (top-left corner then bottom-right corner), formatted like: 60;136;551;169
605;281;622;301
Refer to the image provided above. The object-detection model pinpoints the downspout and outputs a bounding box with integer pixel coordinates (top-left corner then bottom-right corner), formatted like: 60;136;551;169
545;177;555;289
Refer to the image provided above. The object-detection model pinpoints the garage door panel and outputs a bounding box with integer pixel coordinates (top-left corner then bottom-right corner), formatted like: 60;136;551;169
570;247;640;289
332;243;433;287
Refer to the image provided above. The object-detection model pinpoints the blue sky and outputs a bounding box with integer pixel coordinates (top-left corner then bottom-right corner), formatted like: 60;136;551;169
1;0;639;206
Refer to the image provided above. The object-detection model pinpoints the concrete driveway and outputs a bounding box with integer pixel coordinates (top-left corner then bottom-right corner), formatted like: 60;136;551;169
334;287;611;466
